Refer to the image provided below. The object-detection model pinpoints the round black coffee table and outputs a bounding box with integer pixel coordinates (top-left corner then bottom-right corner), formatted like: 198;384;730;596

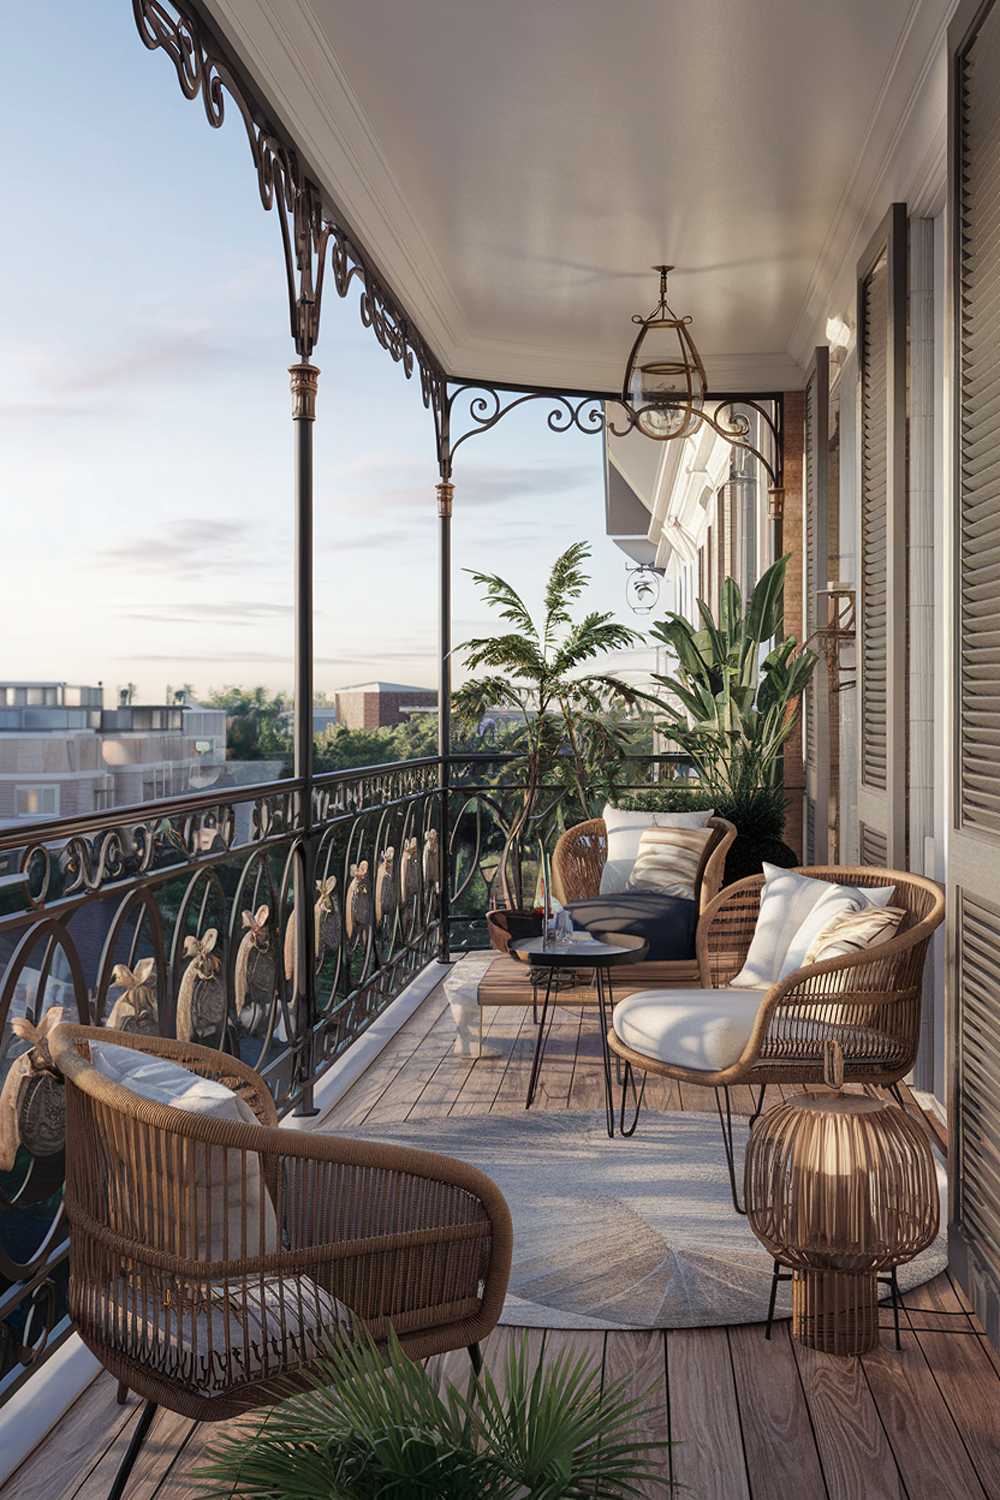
510;932;649;1137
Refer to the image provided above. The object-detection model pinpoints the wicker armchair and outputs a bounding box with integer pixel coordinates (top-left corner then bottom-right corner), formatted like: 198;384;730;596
49;1025;512;1496
607;867;944;1210
552;815;736;913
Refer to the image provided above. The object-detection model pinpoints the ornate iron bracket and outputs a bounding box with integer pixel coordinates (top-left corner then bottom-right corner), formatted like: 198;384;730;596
438;382;782;490
438;385;604;480
133;0;448;401
811;587;857;692
134;0;327;358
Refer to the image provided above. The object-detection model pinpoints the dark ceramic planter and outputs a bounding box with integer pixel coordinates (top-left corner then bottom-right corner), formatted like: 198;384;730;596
724;835;799;885
486;907;545;954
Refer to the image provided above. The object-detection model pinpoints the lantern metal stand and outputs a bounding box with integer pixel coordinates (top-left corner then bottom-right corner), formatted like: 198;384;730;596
745;1042;939;1357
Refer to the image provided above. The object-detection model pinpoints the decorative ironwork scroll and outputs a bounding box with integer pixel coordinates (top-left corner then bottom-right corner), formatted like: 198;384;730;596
438;381;783;490
133;0;448;407
134;0;327;358
439;385;604;480
0;763;439;1404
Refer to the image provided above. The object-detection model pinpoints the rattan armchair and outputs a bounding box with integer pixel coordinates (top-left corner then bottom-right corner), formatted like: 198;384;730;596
551;815;736;914
49;1025;512;1497
606;867;945;1211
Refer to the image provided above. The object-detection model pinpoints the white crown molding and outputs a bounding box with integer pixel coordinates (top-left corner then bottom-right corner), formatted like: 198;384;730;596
448;340;804;394
199;0;805;394
787;0;956;369
202;0;936;394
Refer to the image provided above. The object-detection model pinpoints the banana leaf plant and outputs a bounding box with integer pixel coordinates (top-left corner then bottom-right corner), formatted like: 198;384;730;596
453;542;648;909
648;554;817;803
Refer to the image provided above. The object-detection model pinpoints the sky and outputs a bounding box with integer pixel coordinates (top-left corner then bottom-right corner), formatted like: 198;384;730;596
1;4;653;705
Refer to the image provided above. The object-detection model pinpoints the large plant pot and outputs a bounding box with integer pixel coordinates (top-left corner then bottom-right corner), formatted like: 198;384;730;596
486;907;544;954
724;835;799;885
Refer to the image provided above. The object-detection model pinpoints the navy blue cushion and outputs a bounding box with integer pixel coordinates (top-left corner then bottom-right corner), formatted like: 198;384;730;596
565;892;697;962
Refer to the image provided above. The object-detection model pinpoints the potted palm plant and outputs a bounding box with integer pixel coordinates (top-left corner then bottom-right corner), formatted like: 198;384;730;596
453;541;647;936
646;555;817;881
195;1328;672;1497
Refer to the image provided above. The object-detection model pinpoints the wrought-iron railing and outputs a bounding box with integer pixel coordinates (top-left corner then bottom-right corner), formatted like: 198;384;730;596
0;747;693;1401
0;758;441;1403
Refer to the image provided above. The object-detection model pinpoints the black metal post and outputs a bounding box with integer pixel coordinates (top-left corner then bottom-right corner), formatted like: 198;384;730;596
437;479;454;964
291;361;320;1115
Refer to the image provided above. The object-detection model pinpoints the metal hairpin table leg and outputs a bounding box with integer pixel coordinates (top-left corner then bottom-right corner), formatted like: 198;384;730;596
595;964;615;1138
764;1259;793;1340
878;1266;903;1350
715;1085;746;1214
749;1083;768;1127
525;966;555;1109
619;1057;647;1137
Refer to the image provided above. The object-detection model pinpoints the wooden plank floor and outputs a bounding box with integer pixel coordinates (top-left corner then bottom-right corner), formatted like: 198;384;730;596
7;968;999;1500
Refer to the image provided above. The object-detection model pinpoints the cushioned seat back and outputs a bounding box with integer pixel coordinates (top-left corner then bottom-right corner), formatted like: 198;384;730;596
50;1027;351;1415
554;815;729;909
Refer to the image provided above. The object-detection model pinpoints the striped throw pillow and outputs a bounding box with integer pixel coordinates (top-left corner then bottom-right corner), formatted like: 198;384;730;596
803;905;906;966
625;825;714;900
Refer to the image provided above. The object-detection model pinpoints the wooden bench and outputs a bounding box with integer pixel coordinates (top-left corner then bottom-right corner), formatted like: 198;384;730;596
445;949;700;1057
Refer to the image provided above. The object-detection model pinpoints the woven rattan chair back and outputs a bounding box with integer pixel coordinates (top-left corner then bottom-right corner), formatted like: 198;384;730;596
689;866;945;1087
552;815;736;912
50;1025;512;1423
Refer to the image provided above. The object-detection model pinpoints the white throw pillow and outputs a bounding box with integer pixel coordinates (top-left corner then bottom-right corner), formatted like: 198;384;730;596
625;825;714;899
730;865;897;989
90;1041;279;1260
803;904;906;965
600;803;714;894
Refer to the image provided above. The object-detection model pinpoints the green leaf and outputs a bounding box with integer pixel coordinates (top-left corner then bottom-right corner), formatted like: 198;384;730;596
193;1328;671;1498
745;554;788;644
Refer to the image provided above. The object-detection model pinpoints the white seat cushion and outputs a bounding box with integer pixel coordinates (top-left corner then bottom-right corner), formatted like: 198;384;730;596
600;804;714;894
94;1271;350;1396
89;1041;279;1259
613;987;765;1073
731;864;897;989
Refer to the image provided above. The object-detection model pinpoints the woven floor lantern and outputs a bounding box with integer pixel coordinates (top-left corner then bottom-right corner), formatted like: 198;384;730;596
745;1043;938;1356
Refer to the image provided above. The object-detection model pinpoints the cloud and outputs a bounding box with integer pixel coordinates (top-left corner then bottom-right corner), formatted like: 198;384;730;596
331;458;596;514
54;331;244;397
121;648;435;666
459;462;595;507
120;650;294;664
118;600;294;626
318;527;415;553
318;650;435;665
94;518;265;577
0;324;274;419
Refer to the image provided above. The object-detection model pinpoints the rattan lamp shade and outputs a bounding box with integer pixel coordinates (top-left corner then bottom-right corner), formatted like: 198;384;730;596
745;1091;938;1356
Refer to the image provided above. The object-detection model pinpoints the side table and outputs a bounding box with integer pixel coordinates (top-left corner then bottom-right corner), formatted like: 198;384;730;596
510;932;648;1137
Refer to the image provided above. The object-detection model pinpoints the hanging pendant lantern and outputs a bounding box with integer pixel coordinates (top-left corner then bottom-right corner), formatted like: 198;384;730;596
622;265;707;441
625;563;662;615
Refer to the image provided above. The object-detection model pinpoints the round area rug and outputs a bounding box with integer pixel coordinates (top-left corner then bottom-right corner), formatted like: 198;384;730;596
341;1110;948;1330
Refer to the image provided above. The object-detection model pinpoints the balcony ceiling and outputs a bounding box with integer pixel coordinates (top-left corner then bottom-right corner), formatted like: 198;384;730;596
204;0;950;391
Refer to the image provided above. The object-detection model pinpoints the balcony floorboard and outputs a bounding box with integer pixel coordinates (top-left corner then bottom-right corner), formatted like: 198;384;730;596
5;964;997;1500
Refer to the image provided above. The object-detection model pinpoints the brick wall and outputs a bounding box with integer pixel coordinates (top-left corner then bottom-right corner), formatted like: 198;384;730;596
781;390;806;860
335;689;436;730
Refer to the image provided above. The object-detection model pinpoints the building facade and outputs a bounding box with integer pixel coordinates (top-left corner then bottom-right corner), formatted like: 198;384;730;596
0;683;227;827
334;681;437;730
